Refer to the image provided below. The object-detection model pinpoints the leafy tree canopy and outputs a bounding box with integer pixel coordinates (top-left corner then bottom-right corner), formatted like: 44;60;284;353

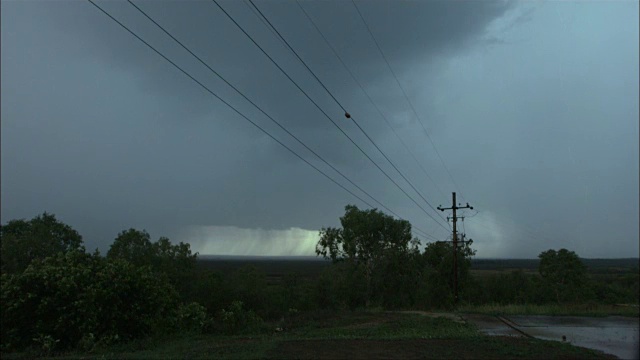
316;204;415;263
538;248;589;303
421;240;476;307
0;212;83;274
316;205;419;306
1;250;179;351
107;229;154;267
107;229;198;298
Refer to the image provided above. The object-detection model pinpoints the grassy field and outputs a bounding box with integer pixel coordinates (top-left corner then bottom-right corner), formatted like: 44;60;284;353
6;311;616;359
197;257;639;281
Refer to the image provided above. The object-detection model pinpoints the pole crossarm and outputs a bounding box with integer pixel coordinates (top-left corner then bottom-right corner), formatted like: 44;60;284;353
436;192;474;306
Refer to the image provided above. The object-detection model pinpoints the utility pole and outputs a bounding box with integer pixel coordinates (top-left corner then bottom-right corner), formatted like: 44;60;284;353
438;192;473;305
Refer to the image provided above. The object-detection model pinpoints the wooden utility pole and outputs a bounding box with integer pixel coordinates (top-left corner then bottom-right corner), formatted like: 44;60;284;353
438;192;473;305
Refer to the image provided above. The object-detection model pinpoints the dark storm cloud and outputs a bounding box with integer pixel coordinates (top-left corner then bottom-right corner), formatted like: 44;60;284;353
35;0;510;144
2;1;637;257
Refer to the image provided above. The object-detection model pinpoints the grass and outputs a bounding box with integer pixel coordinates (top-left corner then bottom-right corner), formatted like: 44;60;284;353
458;303;640;317
3;311;616;359
282;311;479;340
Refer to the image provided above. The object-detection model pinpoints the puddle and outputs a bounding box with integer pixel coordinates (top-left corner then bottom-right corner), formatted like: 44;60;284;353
464;314;640;359
522;324;639;359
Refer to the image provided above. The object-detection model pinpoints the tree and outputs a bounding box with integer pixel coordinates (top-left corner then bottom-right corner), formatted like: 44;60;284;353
107;229;154;267
420;240;476;308
0;213;84;274
316;205;418;306
538;248;589;303
371;244;423;308
107;230;198;299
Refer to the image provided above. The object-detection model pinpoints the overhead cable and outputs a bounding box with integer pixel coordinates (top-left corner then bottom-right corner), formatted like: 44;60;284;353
213;0;450;232
352;0;468;203
244;0;450;230
126;0;444;239
87;0;443;240
296;0;448;202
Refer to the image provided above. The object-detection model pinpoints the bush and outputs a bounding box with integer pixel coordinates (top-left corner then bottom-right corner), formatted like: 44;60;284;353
282;273;316;312
90;258;179;341
371;249;423;309
314;262;367;310
173;302;212;334
416;267;455;310
188;270;229;315
1;251;179;351
227;266;269;316
218;301;263;334
1;251;101;351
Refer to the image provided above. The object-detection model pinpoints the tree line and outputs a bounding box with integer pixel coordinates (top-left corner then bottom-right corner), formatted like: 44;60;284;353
1;208;637;354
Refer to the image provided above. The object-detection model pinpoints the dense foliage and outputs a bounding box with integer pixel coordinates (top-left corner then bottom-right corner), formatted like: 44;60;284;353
1;211;637;355
0;213;84;274
538;248;590;303
0;215;201;353
107;229;199;300
420;240;476;308
1;251;178;351
317;205;422;307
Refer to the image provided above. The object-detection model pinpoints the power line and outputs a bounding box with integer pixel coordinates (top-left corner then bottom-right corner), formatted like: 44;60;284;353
87;0;442;241
295;0;448;203
242;0;283;45
416;230;441;242
124;0;443;239
212;0;449;232
85;1;373;222
227;0;449;231
245;0;450;230
468;212;571;246
351;0;467;203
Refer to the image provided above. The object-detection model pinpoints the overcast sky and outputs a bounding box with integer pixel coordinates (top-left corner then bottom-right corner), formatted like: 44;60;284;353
2;0;638;258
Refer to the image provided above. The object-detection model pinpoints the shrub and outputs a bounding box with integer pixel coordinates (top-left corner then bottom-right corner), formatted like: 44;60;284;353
173;302;212;334
188;270;229;315
314;262;367;310
219;300;263;334
1;251;179;351
227;266;268;315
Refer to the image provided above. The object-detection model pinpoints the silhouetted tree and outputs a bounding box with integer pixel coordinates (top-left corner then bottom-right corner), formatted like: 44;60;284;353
420;240;476;308
0;212;83;274
107;229;198;299
538;248;589;303
316;205;419;306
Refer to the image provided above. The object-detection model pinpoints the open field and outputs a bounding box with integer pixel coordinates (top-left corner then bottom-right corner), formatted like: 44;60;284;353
197;256;639;284
6;312;616;359
197;256;330;283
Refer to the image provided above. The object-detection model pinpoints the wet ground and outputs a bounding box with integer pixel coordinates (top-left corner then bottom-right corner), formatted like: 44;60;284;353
268;337;614;359
463;314;640;359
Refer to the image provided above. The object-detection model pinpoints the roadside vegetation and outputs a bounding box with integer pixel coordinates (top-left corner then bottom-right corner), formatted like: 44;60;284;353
2;311;614;359
1;208;637;358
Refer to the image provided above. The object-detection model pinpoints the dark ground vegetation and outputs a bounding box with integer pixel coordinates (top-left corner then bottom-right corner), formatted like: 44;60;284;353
1;209;637;358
